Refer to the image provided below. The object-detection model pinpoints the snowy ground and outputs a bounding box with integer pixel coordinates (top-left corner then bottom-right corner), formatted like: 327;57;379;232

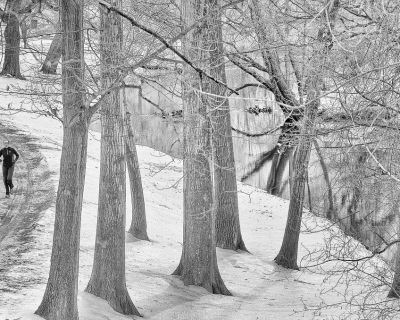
0;77;399;319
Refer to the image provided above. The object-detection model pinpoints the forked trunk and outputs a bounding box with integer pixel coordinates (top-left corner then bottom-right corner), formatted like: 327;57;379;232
274;98;319;270
85;1;139;316
35;1;88;319
173;0;230;295
85;94;138;315
274;0;340;270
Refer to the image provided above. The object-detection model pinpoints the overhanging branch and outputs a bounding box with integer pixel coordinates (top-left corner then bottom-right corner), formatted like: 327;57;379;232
98;0;239;95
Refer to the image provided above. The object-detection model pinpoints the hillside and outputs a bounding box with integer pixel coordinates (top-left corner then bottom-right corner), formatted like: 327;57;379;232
0;75;398;319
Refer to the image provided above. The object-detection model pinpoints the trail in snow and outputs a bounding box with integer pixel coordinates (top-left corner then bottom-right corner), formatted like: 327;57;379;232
0;120;55;296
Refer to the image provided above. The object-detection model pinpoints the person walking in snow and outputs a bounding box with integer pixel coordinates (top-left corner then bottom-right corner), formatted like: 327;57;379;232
0;140;19;198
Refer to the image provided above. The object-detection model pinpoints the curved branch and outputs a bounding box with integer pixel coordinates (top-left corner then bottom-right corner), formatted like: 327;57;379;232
231;125;281;137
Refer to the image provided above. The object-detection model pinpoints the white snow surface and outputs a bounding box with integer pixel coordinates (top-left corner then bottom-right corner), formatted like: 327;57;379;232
0;76;397;320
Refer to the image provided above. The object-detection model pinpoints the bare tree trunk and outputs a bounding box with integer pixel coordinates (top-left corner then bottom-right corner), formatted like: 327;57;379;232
85;1;139;316
125;110;149;241
35;1;88;319
275;0;340;270
173;0;230;295
41;23;62;74
210;0;246;252
274;96;319;270
1;0;24;79
266;146;293;196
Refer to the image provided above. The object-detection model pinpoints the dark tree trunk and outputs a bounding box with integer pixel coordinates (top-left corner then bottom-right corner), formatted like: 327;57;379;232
41;23;62;74
210;0;246;252
126;111;149;241
274;98;319;270
173;0;230;295
1;10;24;79
85;1;139;316
266;146;293;196
35;1;88;319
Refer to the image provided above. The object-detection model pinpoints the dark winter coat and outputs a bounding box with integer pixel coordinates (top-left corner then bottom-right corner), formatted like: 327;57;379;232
0;147;19;168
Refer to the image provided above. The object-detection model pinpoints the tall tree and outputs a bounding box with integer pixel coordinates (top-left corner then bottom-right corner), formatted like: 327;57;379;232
172;0;230;295
85;1;140;316
0;0;24;79
35;1;89;319
274;0;340;270
211;1;246;251
125;110;149;241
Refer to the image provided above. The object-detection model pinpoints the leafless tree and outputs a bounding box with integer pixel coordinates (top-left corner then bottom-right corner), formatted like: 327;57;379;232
35;1;91;319
85;1;140;316
172;0;231;295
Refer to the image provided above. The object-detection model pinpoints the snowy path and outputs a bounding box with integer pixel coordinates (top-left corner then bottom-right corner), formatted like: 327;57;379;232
0;121;55;295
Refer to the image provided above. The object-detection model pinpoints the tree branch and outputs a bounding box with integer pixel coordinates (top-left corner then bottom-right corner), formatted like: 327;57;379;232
98;0;239;95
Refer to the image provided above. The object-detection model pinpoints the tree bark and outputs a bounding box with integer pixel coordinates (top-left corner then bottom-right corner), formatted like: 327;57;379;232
126;111;149;241
209;0;246;252
41;23;62;74
35;1;88;319
266;146;293;196
274;0;340;270
1;0;24;79
274;96;319;270
173;0;230;295
85;1;140;316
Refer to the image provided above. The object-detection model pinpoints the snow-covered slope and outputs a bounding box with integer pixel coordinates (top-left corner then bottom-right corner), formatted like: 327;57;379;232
0;77;397;320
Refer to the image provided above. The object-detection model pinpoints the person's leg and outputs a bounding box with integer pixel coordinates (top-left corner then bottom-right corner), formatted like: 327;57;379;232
2;166;9;195
7;165;14;190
